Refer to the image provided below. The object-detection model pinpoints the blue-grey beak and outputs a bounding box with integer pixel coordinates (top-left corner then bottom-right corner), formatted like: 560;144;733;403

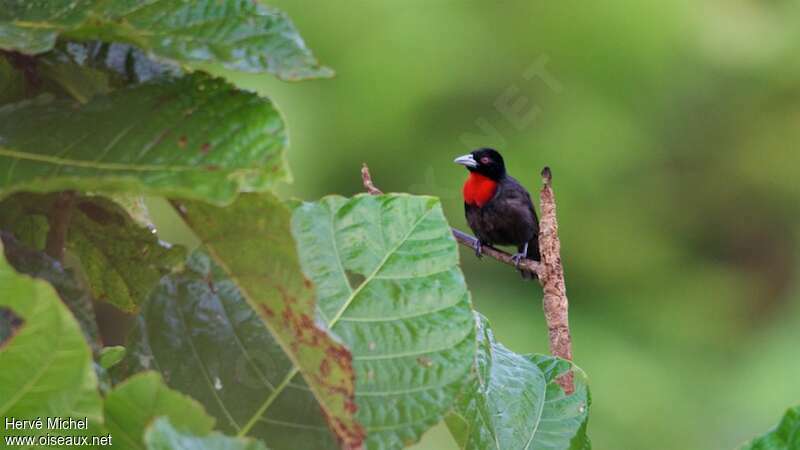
454;154;477;168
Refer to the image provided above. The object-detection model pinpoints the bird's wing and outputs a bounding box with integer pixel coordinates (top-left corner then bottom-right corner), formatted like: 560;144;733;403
502;176;535;206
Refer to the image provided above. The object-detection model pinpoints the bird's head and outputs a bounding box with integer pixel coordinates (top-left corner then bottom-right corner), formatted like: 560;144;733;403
454;148;506;180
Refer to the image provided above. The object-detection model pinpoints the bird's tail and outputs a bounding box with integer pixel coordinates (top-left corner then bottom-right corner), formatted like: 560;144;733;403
519;237;540;280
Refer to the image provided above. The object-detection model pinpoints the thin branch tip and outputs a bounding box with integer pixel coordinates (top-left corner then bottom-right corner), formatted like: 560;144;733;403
361;163;383;195
541;166;552;185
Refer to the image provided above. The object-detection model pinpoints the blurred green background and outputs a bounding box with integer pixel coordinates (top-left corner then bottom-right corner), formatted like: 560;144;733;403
213;1;800;448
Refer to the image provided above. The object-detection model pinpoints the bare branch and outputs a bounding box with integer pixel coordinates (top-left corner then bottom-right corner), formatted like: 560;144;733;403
538;166;574;393
451;228;541;275
360;164;542;277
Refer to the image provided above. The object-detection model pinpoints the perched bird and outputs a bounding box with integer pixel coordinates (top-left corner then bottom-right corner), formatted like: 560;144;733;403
454;148;540;278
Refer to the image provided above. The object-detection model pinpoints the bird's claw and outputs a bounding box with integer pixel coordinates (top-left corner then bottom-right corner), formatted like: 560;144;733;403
511;252;525;269
474;240;483;258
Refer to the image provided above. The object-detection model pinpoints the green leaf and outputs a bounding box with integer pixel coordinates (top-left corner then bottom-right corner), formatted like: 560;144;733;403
171;193;365;449
742;406;800;450
145;417;269;450
0;73;288;204
99;345;126;369
0;239;103;440
38;56;111;103
104;372;216;450
0;194;186;312
291;194;476;449
108;194;154;228
0;0;331;80
1;231;100;347
125;250;341;449
445;315;590;450
68;196;186;312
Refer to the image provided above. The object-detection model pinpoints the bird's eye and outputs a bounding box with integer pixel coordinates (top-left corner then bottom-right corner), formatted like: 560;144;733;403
480;157;490;164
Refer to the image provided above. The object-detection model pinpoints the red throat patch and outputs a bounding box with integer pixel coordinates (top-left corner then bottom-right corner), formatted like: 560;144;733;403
463;172;498;207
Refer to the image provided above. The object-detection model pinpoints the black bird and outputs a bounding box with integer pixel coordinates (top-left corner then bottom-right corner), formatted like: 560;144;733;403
454;148;540;278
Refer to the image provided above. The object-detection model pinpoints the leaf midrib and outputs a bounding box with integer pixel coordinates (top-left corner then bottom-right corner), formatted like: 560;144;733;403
0;146;201;172
326;205;435;328
522;374;548;450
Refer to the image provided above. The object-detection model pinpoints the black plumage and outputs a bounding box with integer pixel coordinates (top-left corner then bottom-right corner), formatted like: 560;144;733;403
455;148;540;278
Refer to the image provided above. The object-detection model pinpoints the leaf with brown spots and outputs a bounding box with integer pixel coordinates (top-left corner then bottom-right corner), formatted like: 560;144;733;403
123;250;343;449
167;193;364;450
0;73;288;205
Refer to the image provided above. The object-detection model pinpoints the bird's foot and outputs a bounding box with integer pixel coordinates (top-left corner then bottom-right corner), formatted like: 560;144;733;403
512;242;529;269
511;251;525;269
474;240;483;258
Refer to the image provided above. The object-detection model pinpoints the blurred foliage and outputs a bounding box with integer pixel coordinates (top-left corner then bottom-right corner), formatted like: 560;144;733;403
742;406;800;450
196;1;800;448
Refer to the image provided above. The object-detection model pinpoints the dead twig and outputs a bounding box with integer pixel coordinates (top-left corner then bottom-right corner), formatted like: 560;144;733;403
361;164;383;195
538;167;574;393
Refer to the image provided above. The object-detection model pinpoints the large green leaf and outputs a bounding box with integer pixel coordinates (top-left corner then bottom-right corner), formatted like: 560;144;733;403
171;193;365;449
125;250;342;450
445;315;590;450
0;0;331;80
0;240;103;441
742;406;800;450
104;372;216;449
145;417;269;450
291;194;476;449
0;73;287;204
0;194;185;312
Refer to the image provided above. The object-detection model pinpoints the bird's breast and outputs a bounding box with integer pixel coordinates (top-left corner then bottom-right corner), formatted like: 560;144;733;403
463;173;498;207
